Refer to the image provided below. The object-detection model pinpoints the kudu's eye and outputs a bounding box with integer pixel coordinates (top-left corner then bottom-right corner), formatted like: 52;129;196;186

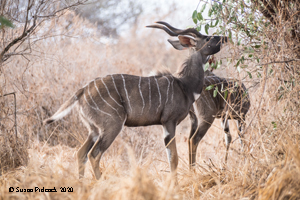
206;37;214;42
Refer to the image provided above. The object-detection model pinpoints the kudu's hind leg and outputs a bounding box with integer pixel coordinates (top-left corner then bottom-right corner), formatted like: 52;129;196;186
189;115;214;169
77;116;99;178
88;120;124;180
221;118;231;163
77;130;98;178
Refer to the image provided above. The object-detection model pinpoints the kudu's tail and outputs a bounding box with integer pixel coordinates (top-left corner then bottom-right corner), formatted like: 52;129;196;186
43;88;84;125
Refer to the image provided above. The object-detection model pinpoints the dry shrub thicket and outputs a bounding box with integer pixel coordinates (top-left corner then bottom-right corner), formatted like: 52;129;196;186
1;1;300;200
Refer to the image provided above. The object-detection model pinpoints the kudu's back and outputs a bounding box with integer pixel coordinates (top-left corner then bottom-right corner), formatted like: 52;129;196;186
195;74;250;121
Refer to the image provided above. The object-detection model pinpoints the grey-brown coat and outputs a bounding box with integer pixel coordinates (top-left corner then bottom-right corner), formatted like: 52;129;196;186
44;22;228;180
188;71;250;167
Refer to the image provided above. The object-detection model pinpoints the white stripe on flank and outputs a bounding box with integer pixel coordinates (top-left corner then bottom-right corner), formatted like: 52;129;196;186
148;77;151;110
206;77;214;85
121;74;132;112
162;76;170;105
208;76;219;84
154;76;162;113
138;76;145;115
212;76;221;83
111;75;123;103
101;78;122;107
84;89;112;117
202;93;213;110
170;76;174;102
94;80;122;118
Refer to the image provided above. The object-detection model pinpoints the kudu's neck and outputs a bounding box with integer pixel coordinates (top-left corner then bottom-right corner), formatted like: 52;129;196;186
178;52;206;94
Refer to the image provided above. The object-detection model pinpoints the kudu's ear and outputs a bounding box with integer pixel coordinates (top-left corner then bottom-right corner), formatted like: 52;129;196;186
167;39;187;50
178;35;197;48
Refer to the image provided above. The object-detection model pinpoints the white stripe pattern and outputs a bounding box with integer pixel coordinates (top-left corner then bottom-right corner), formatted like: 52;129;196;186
170;76;174;102
121;74;132;112
101;78;123;107
138;76;145;115
154;76;162;113
84;86;112;117
203;93;213;110
111;75;123;103
94;80;122;118
206;78;213;85
163;76;170;105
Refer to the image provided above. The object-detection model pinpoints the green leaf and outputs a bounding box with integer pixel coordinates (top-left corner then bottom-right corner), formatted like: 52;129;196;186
257;72;261;78
271;121;277;130
236;60;240;67
196;26;201;31
197;13;203;21
214;19;219;27
208;8;213;17
254;45;261;48
0;16;14;28
205;24;209;34
200;3;207;12
224;90;228;99
213;87;218;97
193;18;198;24
204;62;210;71
192;10;197;19
228;30;232;40
217;61;221;69
237;38;242;46
192;10;198;24
206;84;215;91
247;71;252;79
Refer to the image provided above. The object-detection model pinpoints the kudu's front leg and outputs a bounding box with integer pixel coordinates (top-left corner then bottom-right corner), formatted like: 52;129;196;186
188;107;215;169
188;110;198;169
163;122;178;180
189;119;213;169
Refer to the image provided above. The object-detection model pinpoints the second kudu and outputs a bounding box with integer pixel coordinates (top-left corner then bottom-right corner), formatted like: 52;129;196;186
44;21;228;180
188;72;250;167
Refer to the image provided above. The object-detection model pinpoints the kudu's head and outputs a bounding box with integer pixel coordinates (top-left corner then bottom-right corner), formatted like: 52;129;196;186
147;21;228;57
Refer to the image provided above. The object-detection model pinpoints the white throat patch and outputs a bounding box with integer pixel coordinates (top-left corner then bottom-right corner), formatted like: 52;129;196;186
193;93;201;101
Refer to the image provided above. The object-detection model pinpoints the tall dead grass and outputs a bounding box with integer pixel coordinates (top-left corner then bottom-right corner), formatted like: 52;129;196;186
0;9;300;200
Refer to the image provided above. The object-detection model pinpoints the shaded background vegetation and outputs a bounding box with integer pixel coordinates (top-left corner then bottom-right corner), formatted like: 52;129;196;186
0;0;300;199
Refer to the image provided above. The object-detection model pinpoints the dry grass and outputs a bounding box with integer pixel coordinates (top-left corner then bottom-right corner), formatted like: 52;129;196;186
1;10;300;200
